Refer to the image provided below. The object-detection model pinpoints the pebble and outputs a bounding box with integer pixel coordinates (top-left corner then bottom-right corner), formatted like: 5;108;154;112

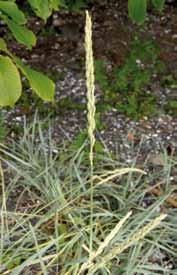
172;34;177;39
14;116;23;122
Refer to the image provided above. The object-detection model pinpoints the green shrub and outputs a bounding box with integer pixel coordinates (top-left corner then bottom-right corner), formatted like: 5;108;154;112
95;37;164;119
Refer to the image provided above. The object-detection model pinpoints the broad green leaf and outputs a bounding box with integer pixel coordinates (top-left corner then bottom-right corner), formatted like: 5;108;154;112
5;17;36;49
128;0;147;25
16;59;55;102
0;38;11;55
0;55;21;107
27;0;52;20
0;1;26;24
51;0;60;10
152;0;165;11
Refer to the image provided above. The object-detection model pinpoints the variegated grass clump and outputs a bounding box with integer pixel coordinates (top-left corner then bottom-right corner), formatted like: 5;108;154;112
0;115;173;274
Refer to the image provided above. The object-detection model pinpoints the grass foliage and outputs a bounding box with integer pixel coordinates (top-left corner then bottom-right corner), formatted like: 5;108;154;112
0;12;177;275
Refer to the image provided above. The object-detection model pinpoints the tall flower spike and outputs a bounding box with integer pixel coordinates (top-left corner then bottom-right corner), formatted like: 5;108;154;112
85;10;96;258
85;10;96;163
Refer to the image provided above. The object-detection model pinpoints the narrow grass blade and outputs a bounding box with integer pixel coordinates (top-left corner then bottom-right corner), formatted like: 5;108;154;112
89;213;167;273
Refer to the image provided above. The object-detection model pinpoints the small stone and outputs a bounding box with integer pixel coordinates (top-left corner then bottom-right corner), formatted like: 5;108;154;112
15;116;22;122
52;149;59;154
164;29;171;34
31;54;39;59
172;34;177;39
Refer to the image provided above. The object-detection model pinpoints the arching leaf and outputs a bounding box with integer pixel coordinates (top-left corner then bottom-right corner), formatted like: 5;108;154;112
27;0;51;21
0;55;22;107
16;59;55;102
0;1;26;24
5;17;36;49
0;38;11;55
